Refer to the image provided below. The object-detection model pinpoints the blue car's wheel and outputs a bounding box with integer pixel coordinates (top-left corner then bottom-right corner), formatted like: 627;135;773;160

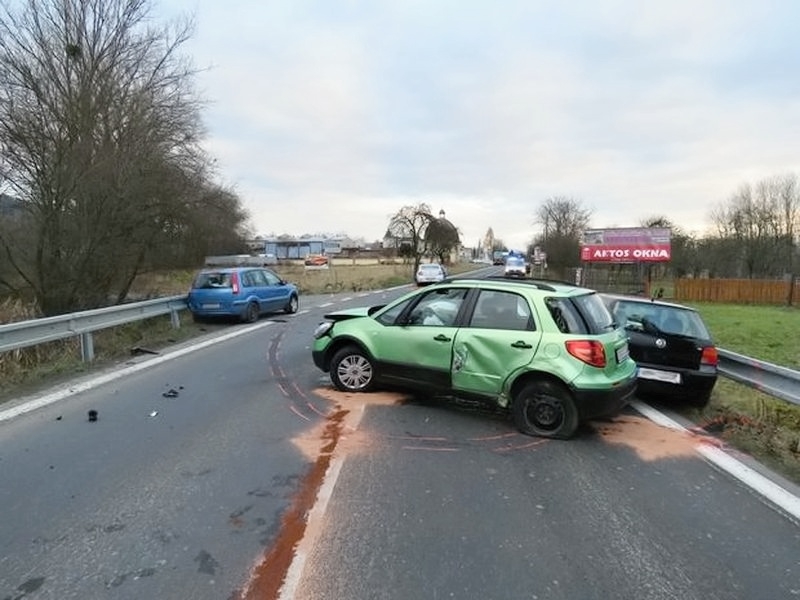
242;301;260;323
284;294;299;314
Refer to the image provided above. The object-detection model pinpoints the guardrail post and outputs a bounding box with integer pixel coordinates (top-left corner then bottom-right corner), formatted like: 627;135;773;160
80;332;95;362
170;309;181;329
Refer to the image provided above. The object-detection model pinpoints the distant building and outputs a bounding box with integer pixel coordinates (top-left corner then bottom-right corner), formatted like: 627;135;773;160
257;236;359;259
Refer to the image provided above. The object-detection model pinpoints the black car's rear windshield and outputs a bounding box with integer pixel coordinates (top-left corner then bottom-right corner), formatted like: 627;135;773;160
612;300;711;338
193;272;233;289
545;292;614;334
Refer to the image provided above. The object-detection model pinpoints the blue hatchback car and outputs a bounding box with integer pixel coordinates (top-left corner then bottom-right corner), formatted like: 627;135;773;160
187;267;299;322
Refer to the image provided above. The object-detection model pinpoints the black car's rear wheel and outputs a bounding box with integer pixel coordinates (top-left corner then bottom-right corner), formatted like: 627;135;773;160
512;380;579;439
330;345;376;392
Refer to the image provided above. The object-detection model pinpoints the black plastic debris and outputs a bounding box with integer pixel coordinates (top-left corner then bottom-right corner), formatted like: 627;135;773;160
162;389;179;398
87;410;98;422
131;346;160;356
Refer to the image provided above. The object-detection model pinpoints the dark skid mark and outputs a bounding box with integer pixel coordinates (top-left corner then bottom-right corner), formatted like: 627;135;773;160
230;505;254;520
85;522;125;534
229;505;254;528
232;408;348;600
181;468;213;478
195;550;220;575
10;576;45;597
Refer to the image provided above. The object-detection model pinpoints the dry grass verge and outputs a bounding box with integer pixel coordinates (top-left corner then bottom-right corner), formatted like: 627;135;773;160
676;380;800;484
0;262;444;401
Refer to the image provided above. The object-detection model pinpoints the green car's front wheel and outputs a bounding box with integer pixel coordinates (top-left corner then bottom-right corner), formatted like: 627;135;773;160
330;345;376;392
512;380;579;439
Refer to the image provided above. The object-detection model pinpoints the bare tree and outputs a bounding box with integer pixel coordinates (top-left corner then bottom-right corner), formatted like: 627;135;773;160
709;175;799;278
0;0;248;314
533;196;592;271
387;203;434;272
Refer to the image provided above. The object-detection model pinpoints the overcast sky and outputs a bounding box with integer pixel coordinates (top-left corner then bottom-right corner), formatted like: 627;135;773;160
159;0;800;250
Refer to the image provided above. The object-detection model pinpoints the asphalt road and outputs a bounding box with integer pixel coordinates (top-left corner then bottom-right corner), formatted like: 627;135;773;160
1;284;799;600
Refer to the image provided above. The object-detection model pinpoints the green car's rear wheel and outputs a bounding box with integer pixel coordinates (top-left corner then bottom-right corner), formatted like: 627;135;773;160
330;345;376;392
512;380;579;439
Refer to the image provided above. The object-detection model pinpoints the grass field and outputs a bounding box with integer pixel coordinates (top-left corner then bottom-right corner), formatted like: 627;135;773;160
1;268;798;483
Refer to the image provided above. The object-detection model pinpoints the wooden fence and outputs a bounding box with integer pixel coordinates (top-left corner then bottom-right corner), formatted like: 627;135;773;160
675;277;799;305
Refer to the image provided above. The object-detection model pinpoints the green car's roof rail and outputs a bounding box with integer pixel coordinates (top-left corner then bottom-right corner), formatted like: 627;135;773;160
439;275;559;292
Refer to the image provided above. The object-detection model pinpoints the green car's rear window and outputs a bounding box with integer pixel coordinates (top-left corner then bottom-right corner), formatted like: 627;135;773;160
546;293;614;334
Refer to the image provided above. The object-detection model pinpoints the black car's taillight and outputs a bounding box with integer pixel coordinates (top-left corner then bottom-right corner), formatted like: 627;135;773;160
701;346;718;366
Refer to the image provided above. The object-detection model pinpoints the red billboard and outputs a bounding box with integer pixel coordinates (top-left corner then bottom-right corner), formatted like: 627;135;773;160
580;227;671;263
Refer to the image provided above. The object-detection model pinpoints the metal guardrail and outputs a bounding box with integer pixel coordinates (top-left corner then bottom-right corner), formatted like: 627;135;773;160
717;348;800;407
0;295;188;361
1;296;799;408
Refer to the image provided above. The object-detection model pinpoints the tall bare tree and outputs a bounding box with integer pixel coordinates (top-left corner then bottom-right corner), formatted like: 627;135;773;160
709;174;799;278
532;196;592;271
0;0;248;314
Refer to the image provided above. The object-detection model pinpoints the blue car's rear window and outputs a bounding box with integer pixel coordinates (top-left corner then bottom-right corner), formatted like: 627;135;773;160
193;272;233;289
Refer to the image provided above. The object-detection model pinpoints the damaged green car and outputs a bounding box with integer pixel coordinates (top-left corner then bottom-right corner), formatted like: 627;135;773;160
311;277;636;439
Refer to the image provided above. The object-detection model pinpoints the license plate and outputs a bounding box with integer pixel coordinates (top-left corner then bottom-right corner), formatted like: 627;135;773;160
615;345;630;363
202;303;221;309
638;367;681;384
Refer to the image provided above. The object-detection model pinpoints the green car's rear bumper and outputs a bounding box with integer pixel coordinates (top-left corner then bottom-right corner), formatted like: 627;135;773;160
571;374;637;420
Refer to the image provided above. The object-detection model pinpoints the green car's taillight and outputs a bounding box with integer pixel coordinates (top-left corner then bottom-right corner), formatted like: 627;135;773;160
565;340;607;368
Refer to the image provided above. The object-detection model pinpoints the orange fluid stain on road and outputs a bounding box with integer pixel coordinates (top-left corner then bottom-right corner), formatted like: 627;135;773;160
594;415;700;461
234;388;408;600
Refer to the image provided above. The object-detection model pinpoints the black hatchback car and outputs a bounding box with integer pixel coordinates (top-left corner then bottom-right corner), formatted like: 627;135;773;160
600;293;718;407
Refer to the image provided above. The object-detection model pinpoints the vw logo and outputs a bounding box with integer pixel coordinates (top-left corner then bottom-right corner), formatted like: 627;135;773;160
655;338;667;348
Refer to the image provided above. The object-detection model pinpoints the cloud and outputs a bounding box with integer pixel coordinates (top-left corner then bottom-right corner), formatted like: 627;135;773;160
161;0;800;249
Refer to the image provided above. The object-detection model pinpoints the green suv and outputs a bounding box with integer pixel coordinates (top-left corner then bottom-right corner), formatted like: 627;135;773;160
311;277;637;439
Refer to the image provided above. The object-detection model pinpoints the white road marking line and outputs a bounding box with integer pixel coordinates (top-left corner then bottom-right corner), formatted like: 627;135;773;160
278;403;367;600
631;400;800;521
0;321;273;423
